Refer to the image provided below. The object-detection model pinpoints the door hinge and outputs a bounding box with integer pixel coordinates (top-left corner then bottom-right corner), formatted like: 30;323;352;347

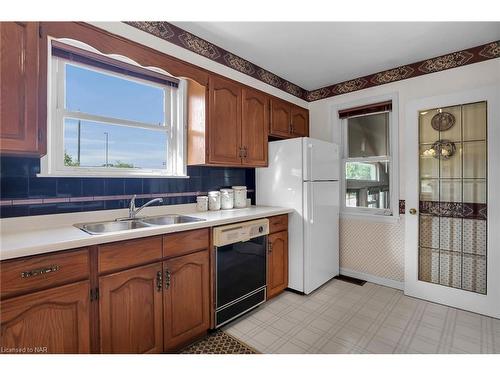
38;129;43;142
38;24;42;38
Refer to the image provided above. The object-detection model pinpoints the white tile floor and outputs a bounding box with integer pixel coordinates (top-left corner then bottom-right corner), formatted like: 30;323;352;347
223;279;500;354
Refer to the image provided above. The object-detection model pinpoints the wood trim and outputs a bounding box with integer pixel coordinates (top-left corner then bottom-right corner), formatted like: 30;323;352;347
51;40;180;87
88;245;100;354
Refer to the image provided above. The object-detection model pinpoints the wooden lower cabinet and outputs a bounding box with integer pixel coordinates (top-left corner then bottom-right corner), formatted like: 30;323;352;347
267;231;289;299
0;281;91;354
99;263;163;354
163;250;210;352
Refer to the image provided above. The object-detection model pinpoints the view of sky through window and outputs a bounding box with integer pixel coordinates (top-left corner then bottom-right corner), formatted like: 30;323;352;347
63;64;168;169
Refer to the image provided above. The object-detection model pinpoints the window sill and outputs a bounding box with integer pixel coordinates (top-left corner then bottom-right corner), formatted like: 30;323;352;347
36;173;190;179
340;211;401;224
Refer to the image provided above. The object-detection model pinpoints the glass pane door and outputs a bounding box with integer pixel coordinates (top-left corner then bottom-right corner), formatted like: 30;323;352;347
418;101;487;294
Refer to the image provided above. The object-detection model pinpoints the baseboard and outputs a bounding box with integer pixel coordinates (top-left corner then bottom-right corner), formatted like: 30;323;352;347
339;268;404;290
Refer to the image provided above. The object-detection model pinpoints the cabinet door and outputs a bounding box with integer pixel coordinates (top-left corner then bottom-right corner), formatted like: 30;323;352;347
270;98;291;138
99;263;163;353
241;88;268;167
0;22;41;155
267;231;289;299
208;75;242;165
291;106;309;137
0;281;90;353
163;250;210;352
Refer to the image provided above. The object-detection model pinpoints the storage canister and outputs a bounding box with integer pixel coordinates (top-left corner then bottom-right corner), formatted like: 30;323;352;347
208;191;221;211
232;186;247;208
196;196;208;211
220;188;234;209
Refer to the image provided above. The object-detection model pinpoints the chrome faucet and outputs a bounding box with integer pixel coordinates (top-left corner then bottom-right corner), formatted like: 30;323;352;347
127;195;163;219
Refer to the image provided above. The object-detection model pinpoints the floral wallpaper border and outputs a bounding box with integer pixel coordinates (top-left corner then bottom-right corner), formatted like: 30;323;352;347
124;22;499;102
306;41;500;101
124;21;306;98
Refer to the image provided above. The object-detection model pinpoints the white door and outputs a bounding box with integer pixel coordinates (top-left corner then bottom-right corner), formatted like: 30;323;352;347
405;86;500;318
303;181;339;294
303;138;340;181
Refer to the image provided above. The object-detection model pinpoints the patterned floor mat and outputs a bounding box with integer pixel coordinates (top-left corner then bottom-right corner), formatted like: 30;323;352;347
180;330;259;354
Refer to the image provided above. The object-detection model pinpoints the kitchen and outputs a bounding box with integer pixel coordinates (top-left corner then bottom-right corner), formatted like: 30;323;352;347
1;1;500;373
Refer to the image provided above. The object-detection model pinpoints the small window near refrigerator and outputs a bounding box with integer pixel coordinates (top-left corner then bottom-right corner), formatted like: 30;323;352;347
339;99;398;217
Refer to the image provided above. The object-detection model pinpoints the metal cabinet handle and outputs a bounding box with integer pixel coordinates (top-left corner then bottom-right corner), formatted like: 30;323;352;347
156;271;162;292
21;265;60;278
165;269;171;289
409;208;417;215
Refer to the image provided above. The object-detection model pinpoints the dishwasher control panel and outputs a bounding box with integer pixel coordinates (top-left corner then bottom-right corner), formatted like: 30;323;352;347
213;218;269;247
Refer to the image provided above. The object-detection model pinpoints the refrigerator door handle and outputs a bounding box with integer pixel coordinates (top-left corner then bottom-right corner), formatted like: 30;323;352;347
310;184;314;224
308;142;313;182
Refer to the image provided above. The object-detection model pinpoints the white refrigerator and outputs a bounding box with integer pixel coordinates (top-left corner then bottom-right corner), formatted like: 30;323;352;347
256;137;340;294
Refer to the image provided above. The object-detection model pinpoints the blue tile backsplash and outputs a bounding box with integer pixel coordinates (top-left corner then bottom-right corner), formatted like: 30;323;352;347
0;156;256;218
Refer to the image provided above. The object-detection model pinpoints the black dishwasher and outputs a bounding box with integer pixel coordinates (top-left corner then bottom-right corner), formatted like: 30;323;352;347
213;219;269;327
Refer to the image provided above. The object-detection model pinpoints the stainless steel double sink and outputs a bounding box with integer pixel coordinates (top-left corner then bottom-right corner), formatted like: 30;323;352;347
74;214;205;235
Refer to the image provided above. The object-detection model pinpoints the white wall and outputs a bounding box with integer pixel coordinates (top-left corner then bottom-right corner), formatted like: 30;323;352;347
309;59;500;285
88;22;308;108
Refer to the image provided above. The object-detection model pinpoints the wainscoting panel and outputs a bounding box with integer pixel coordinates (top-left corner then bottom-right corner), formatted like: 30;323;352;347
340;216;405;283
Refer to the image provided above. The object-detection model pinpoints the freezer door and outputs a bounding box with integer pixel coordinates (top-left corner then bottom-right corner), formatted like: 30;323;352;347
303;181;339;294
302;138;340;181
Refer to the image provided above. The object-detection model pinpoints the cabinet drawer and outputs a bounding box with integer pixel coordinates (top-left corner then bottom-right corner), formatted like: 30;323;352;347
1;248;89;299
163;228;209;258
98;236;162;274
269;214;288;233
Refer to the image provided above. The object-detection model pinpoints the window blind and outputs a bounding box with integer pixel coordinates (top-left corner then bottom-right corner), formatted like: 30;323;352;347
338;100;392;119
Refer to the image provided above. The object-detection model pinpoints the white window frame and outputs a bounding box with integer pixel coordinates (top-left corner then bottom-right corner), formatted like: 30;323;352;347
40;38;188;178
336;93;399;222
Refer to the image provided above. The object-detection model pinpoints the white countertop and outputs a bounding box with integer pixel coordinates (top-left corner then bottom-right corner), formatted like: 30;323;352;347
0;204;293;261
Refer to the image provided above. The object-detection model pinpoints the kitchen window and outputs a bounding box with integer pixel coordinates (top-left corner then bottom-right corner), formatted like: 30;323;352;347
40;39;187;177
339;97;399;218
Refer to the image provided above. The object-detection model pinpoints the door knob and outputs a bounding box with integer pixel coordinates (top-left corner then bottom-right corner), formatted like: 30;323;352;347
409;208;417;215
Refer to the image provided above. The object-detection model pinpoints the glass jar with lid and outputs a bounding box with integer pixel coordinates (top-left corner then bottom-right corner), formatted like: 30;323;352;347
232;186;247;208
220;188;234;209
196;196;208;211
208;191;221;211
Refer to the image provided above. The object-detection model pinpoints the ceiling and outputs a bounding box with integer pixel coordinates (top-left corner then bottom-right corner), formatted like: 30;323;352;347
172;22;500;90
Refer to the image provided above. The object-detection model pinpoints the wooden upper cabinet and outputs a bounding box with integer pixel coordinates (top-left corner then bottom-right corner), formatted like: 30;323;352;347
0;281;91;353
0;22;43;155
291;105;309;137
163;250;210;352
270;98;292;138
207;75;242;165
99;263;163;354
241;88;268;167
270;97;309;139
267;231;289;300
